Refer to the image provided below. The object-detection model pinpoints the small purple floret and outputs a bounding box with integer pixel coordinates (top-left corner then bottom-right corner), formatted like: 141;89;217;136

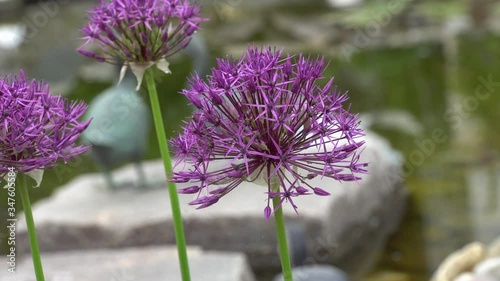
312;187;331;196
264;206;272;221
170;46;368;218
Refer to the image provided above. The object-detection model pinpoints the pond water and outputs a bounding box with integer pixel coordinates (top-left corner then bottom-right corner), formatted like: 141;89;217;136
1;1;499;281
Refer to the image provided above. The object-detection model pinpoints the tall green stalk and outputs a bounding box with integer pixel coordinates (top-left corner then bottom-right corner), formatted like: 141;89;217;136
145;70;191;281
18;173;45;281
272;182;294;281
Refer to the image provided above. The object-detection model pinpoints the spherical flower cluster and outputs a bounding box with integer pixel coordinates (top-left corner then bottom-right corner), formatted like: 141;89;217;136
171;46;368;219
78;0;206;88
0;71;90;177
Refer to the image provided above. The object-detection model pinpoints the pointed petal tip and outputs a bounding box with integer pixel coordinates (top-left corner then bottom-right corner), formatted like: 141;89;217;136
178;185;201;194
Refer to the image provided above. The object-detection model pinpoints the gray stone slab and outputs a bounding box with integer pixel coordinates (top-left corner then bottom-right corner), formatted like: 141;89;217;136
16;131;406;275
0;246;256;281
273;265;349;281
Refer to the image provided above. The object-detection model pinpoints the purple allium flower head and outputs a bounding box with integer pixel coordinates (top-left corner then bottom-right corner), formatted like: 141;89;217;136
78;0;206;89
0;70;90;178
171;46;368;219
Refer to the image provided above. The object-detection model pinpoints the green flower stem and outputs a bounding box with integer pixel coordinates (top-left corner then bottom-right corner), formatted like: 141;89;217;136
18;173;45;281
272;183;294;281
145;70;191;281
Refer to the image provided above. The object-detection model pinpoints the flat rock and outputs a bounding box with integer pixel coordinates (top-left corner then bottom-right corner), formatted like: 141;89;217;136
16;131;406;275
0;246;256;281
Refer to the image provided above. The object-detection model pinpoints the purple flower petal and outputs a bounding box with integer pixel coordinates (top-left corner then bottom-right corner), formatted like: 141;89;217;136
312;187;331;196
264;206;272;221
295;186;309;194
